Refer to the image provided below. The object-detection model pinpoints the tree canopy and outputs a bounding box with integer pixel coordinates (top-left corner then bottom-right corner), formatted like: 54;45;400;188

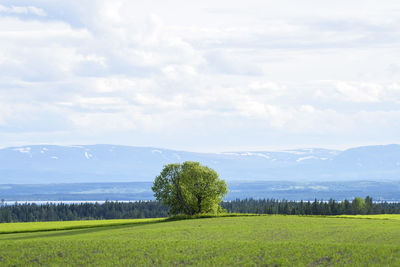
152;161;228;215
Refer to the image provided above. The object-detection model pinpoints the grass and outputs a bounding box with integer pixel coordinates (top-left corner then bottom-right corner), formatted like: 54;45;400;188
334;214;400;220
0;214;399;266
0;218;165;234
0;213;257;234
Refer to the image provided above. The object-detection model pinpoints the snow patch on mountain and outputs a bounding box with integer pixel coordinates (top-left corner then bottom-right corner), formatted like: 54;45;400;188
84;152;93;159
296;156;318;162
68;145;84;149
218;152;240;156
283;149;309;155
13;147;31;154
240;152;270;159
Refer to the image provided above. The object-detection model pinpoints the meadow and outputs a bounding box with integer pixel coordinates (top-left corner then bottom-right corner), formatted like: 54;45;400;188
0;214;399;266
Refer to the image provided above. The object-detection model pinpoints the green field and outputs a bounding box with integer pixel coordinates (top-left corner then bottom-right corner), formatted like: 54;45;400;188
0;215;400;266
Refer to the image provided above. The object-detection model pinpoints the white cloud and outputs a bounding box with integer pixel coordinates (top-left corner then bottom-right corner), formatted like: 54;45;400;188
0;5;46;17
335;82;383;103
0;0;400;151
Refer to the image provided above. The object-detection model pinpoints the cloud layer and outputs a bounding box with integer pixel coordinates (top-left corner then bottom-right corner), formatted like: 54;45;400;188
0;0;400;151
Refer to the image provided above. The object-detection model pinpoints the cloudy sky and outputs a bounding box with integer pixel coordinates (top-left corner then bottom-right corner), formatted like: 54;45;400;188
0;0;399;152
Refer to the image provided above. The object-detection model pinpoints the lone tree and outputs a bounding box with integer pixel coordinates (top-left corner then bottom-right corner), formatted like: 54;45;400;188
152;161;228;215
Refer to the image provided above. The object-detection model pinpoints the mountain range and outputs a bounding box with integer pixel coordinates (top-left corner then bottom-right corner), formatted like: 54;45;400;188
0;144;399;184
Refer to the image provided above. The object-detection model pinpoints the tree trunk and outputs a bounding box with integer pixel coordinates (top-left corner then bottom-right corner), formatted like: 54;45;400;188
197;196;202;213
174;170;192;215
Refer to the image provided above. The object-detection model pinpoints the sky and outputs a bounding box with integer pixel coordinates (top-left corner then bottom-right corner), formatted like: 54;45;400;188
0;0;399;152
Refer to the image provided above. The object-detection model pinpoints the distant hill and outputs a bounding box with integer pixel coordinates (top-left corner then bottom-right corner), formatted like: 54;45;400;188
0;144;399;184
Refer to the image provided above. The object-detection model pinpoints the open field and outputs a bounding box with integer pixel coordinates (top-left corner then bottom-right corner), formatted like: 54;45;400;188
0;215;400;266
0;218;165;234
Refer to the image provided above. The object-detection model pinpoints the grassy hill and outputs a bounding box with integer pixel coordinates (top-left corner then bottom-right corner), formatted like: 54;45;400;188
0;215;400;266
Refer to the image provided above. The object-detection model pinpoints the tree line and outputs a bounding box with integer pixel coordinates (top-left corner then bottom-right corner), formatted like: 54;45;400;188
221;197;400;215
1;197;400;223
0;201;169;223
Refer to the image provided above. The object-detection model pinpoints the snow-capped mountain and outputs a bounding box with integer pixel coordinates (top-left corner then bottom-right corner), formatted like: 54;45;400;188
0;144;399;184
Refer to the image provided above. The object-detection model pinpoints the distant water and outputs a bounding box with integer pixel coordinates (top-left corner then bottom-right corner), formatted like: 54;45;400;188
1;200;137;205
1;181;400;203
